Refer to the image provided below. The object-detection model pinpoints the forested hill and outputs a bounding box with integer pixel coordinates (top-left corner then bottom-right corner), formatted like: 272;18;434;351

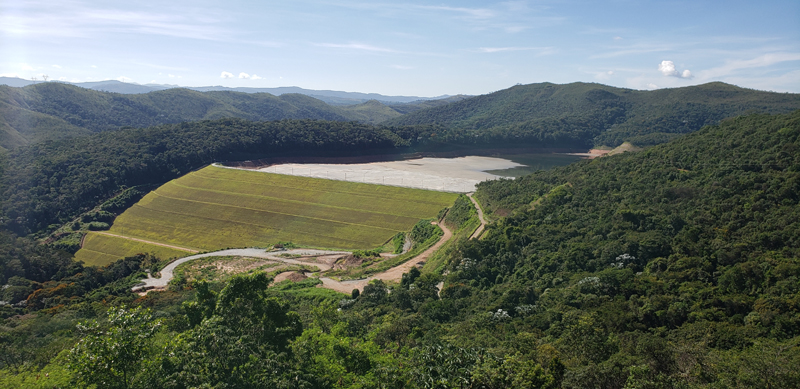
0;111;798;387
0;83;360;149
435;110;799;385
0;119;410;234
385;82;800;147
4;81;797;152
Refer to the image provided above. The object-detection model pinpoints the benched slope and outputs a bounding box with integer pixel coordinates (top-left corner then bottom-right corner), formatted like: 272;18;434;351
76;165;458;266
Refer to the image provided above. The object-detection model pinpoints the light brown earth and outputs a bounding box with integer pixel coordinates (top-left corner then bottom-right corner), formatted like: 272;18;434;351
564;149;610;159
466;192;487;240
319;221;453;293
133;222;454;295
273;271;308;283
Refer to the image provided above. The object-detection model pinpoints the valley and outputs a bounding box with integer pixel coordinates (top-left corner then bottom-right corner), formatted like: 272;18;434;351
1;79;798;388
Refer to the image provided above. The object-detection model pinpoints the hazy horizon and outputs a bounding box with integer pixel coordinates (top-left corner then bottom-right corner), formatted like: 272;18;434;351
2;1;798;96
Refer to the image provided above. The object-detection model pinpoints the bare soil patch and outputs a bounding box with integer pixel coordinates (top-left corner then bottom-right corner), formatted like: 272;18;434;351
272;271;308;284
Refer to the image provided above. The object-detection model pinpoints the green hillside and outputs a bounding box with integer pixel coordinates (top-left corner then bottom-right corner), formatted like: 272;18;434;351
2;111;797;388
0;83;361;148
385;82;800;147
77;166;457;264
0;118;411;235
337;100;404;124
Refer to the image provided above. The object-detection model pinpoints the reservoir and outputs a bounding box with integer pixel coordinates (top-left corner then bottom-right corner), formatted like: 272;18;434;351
226;153;585;193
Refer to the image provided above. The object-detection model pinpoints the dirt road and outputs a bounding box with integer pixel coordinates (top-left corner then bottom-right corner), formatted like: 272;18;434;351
132;248;347;292
466;193;487;240
319;221;453;293
132;223;454;294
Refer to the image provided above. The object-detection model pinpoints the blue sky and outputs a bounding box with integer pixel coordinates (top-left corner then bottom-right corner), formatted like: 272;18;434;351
1;0;798;96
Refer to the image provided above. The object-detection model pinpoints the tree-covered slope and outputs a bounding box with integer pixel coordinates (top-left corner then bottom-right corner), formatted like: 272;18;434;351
385;82;800;147
0;83;363;149
2;112;798;389
0;119;408;234
426;110;800;386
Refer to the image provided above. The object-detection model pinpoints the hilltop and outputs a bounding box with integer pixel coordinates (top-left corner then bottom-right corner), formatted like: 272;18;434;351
2;81;797;151
386;81;800;147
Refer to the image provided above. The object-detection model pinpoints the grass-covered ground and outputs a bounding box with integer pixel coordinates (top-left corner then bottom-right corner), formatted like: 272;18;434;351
78;165;457;265
75;232;195;267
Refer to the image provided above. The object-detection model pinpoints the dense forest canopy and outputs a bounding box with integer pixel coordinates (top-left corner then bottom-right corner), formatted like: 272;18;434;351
2;81;797;151
0;83;469;150
0;118;415;234
386;82;800;147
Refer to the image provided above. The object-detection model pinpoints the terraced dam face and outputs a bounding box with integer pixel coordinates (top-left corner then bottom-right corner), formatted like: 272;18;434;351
76;165;458;266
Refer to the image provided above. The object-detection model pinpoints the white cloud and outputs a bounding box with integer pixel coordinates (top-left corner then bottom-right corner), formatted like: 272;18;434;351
52;64;62;69
698;52;800;79
658;60;692;79
220;71;234;79
417;5;494;20
595;70;615;80
318;42;397;53
21;63;36;71
0;2;230;41
614;36;623;40
91;65;97;68
239;72;250;79
58;76;67;81
504;26;528;33
646;83;658;89
0;72;21;78
250;74;263;80
658;60;678;76
477;46;554;55
117;76;132;82
168;74;175;78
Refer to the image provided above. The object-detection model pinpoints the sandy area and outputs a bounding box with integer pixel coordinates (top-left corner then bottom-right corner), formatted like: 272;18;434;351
564;149;610;159
231;156;524;193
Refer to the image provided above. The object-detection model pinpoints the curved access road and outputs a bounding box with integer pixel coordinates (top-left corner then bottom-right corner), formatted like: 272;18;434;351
132;222;453;294
319;221;453;293
466;192;487;240
132;248;347;292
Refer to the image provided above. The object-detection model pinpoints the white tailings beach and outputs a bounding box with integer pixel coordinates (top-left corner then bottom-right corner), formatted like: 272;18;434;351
229;156;523;192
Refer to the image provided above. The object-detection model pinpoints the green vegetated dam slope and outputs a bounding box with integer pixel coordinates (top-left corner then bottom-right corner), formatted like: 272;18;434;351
75;165;458;266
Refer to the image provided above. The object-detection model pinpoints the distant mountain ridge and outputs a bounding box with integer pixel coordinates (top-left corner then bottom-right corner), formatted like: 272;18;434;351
0;77;450;104
1;78;797;151
385;81;800;147
0;82;470;149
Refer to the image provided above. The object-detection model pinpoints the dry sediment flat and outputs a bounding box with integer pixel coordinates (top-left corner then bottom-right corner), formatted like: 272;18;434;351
235;156;524;193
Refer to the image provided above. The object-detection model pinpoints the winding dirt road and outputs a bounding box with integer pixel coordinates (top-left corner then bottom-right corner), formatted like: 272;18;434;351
132;222;453;294
466;193;487;240
319;221;453;293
